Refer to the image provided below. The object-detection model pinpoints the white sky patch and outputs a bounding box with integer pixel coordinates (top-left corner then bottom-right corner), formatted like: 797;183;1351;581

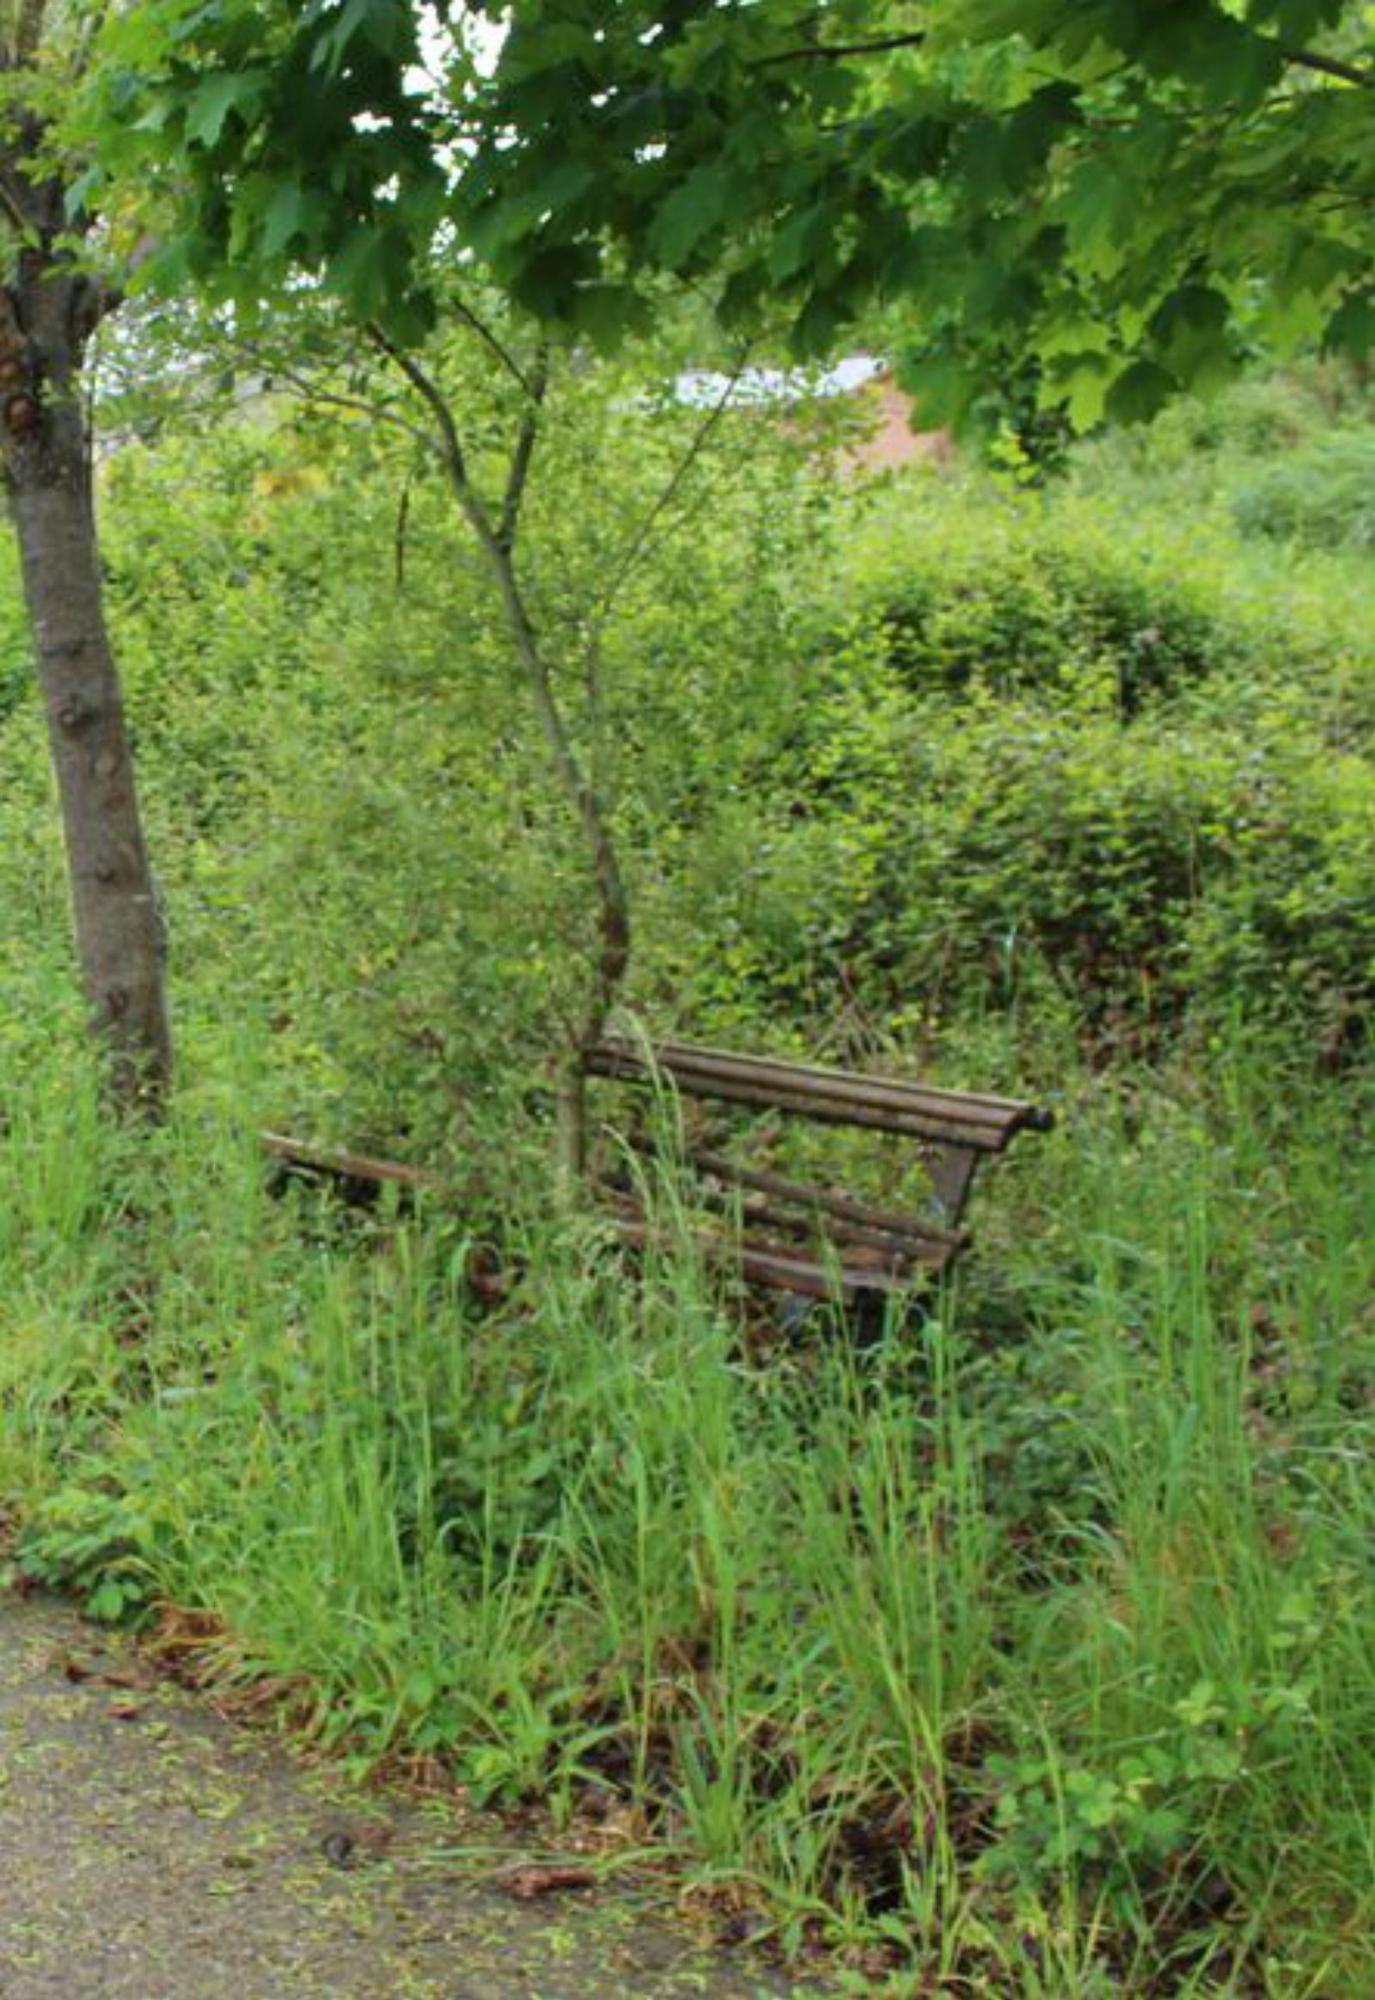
674;357;886;407
391;7;511;178
408;3;507;97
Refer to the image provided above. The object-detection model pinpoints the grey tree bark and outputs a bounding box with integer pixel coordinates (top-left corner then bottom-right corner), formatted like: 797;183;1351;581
1;265;172;1106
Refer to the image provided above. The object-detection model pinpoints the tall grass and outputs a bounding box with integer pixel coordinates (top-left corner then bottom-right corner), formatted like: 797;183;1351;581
1;1022;1371;1993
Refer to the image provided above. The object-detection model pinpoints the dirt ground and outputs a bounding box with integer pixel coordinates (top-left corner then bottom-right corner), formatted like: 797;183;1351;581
0;1591;798;1999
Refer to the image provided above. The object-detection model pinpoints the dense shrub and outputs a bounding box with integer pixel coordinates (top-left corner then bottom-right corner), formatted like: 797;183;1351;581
819;474;1373;726
1066;364;1375;511
851;522;1230;714
668;685;1374;1057
1;361;1368;1149
1232;432;1375;551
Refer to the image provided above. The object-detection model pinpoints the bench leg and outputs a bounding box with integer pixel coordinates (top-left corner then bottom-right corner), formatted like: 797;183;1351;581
926;1145;978;1229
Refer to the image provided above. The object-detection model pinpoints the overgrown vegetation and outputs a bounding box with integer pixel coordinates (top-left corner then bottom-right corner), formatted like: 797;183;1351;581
1;363;1372;1994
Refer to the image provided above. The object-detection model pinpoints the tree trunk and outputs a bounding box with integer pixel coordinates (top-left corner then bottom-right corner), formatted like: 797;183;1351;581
2;270;172;1108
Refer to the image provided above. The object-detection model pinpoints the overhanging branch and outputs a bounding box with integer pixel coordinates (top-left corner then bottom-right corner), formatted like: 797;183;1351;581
760;31;925;65
1280;44;1375;88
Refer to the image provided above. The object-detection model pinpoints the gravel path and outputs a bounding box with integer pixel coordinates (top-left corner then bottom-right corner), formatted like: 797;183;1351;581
0;1591;794;1999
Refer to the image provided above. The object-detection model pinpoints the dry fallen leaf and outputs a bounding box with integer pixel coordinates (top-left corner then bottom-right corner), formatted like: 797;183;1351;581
497;1864;596;1901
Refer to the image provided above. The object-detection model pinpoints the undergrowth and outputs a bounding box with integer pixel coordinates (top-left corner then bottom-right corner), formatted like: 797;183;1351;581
1;362;1372;1991
1;1016;1370;1996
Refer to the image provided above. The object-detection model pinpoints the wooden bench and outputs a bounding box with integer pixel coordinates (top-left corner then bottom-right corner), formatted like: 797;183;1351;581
261;1130;443;1201
583;1036;1053;1303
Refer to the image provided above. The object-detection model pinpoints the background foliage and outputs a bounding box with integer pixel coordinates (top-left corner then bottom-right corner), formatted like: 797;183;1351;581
12;345;1363;1153
0;349;1371;1990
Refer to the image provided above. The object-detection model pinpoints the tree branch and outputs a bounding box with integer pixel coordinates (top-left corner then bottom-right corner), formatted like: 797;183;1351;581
498;341;549;551
224;337;437;450
764;24;1371;89
367;321;479;502
760;31;925;65
70;1;115;81
452;294;538;395
586;354;748;642
370;323;630;1123
0;170;27;233
394;469;413;590
1280;44;1375;89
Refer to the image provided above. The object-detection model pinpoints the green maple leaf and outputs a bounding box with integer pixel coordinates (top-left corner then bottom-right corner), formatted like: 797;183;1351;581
1057;157;1146;281
1151;284;1233;381
185;69;267;149
647;164;732;270
1106;357;1177;424
1327;292;1375;357
260;181;321;258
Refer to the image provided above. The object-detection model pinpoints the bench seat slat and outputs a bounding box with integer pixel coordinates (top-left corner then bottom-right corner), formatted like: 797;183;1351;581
261;1131;443;1193
683;1147;969;1252
634;1182;941;1262
609;1217;950;1302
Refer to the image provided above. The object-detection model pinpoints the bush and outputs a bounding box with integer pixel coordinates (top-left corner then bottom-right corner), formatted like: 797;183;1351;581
820;474;1370;722
1232;432;1375;552
679;690;1374;1056
5;357;1369;1146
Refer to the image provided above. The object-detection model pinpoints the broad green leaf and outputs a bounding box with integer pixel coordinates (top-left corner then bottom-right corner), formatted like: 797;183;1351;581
1057;158;1145;281
1151;284;1233;381
1106;358;1177;424
901;350;980;429
261;182;316;258
1044;350;1114;429
648;164;732;270
185;69;266;149
1326;292;1375;356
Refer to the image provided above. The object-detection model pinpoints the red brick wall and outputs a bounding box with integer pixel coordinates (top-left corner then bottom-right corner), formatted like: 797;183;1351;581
848;372;953;472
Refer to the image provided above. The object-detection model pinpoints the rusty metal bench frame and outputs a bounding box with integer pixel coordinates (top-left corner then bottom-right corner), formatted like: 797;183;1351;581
583;1036;1053;1303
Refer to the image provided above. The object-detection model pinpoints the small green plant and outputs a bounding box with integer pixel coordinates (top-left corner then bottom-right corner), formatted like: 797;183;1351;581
984;1746;1192;1880
18;1483;158;1624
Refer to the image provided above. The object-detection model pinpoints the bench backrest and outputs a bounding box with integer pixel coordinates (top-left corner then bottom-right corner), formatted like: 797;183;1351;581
584;1036;1052;1229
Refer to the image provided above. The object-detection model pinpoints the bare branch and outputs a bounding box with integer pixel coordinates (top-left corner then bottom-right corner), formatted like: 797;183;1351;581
763;22;1371;88
762;22;1371;89
498;340;549;551
219;337;438;450
0;169;28;233
452;294;538;395
301;384;437;445
760;31;925;65
70;0;115;80
368;320;629;1114
394;471;413;590
368;320;483;511
1280;44;1375;88
586;354;748;643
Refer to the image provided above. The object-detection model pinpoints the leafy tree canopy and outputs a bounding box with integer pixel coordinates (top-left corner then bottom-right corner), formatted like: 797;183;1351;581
85;1;1374;425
